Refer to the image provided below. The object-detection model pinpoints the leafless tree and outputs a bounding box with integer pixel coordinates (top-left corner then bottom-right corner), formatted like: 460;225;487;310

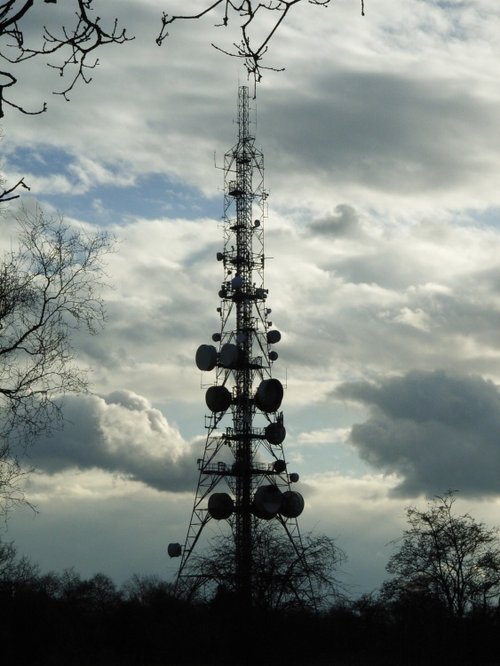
383;491;500;617
0;535;37;587
0;204;112;513
181;521;346;610
0;0;131;117
122;573;176;606
158;0;365;86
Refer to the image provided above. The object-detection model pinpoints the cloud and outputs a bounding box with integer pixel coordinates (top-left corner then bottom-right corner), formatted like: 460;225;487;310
266;70;499;194
5;0;500;218
257;0;500;213
309;205;363;238
5;0;500;593
70;214;222;406
262;205;500;402
296;427;351;447
9;470;192;584
23;390;198;492
335;370;500;497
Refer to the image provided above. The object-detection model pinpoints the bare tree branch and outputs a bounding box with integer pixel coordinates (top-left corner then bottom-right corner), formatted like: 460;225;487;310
0;175;29;202
0;1;366;114
158;0;365;88
0;1;132;115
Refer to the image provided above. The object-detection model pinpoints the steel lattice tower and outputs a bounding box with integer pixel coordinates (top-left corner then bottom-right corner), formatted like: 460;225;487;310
169;86;312;610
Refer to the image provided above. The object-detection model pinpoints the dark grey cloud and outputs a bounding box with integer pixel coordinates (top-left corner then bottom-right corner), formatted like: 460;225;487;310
262;69;500;198
24;391;198;492
309;204;363;238
335;370;500;497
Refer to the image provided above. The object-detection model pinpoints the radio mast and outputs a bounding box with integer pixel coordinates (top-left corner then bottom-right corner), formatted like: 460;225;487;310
169;86;311;610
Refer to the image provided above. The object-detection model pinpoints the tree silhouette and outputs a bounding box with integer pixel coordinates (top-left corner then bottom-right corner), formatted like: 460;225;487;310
383;491;500;618
180;521;345;610
0;204;112;514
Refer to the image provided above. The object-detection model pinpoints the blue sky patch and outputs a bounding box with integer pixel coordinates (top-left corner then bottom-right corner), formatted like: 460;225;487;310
5;144;221;226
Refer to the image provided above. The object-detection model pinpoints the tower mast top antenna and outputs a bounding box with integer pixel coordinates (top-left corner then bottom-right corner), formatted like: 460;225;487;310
238;85;250;141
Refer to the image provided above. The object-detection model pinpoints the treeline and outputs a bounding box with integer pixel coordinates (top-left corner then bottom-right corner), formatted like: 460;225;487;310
3;492;500;665
0;554;499;665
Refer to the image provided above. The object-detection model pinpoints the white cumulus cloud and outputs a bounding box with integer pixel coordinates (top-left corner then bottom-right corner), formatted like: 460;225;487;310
24;390;199;492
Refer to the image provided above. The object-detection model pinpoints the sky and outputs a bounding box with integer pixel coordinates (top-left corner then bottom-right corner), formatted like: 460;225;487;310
2;0;500;597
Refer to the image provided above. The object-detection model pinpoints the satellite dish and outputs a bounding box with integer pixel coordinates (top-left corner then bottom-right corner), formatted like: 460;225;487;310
273;460;286;473
265;422;286;445
219;343;240;368
167;543;182;558
266;330;281;344
216;252;224;261
269;351;278;362
212;333;221;342
280;491;304;518
253;485;282;520
255;378;284;413
208;493;234;520
231;275;243;289
205;385;232;413
289;472;299;483
195;344;217;371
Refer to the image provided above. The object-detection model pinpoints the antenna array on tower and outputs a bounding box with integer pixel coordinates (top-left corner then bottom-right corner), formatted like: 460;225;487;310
169;86;312;610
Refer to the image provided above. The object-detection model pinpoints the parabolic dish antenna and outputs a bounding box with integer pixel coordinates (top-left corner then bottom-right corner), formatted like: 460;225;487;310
208;493;234;520
205;385;232;412
167;542;182;558
280;491;304;518
195;344;217;371
219;343;240;369
273;459;287;473
253;485;282;520
255;378;284;413
231;275;243;289
265;421;286;445
266;329;281;344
